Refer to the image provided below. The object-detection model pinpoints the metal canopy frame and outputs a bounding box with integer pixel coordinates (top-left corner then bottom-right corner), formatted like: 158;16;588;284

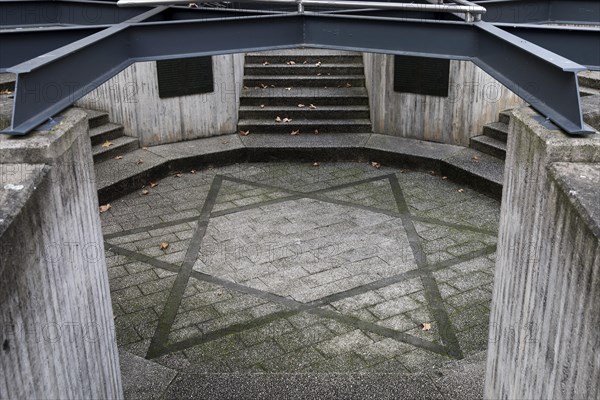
0;0;598;136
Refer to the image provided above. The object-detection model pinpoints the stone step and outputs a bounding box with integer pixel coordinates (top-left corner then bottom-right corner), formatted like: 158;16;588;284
498;110;512;125
237;118;372;134
482;121;509;142
240;87;369;106
92;136;139;163
0;73;16;93
470;135;507;160
578;71;600;90
245;54;363;64
89;123;125;146
440;147;504;199
83;109;110;129
580;86;600;97
238;105;370;119
243;75;365;88
244;63;365;76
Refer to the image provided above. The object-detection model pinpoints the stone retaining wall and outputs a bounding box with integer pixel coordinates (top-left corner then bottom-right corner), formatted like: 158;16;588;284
0;109;122;398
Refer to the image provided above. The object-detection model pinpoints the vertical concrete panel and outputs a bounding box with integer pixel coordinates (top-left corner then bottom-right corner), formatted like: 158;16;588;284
485;107;600;399
0;109;122;399
363;53;523;146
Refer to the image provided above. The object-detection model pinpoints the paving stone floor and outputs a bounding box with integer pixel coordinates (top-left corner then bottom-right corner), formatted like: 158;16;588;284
101;161;500;398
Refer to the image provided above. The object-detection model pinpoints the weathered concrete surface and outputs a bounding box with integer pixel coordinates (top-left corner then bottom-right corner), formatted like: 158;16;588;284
0;109;123;398
485;107;600;399
363;54;524;146
76;54;245;147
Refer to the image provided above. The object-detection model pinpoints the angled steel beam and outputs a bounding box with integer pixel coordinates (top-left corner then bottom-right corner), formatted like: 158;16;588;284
0;0;153;27
476;0;600;24
4;12;593;135
472;21;590;134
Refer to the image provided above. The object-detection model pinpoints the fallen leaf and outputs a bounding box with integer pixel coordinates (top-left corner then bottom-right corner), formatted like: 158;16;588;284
303;60;308;64
317;73;322;76
101;140;113;148
291;129;300;135
0;89;12;95
421;323;432;331
286;60;296;65
150;182;159;188
315;61;322;67
136;159;144;165
400;169;406;173
260;104;265;108
243;85;249;90
142;147;148;150
282;117;292;123
314;129;319;135
275;116;282;122
442;176;448;180
175;173;182;178
313;162;320;167
142;189;149;195
188;2;198;8
262;61;269;66
458;188;465;193
309;104;317;109
270;85;275;88
472;155;480;161
345;83;352;88
285;87;291;91
429;170;436;175
239;130;250;136
114;155;123;160
190;170;197;174
371;161;381;169
260;83;268;89
159;242;169;251
99;204;111;213
298;104;305;108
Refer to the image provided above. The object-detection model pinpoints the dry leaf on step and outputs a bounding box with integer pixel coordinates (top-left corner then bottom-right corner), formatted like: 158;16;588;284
291;129;300;135
159;242;169;251
298;104;305;108
150;182;159;188
371;161;381;169
101;140;113;148
141;189;149;195
275;116;282;122
239;130;250;136
458;188;465;193
114;156;123;160
421;323;432;331
99;204;112;213
309;104;317;109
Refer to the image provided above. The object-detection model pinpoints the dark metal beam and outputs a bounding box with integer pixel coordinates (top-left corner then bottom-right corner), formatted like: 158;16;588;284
4;12;593;136
475;0;600;24
0;26;107;71
494;23;600;70
473;21;588;134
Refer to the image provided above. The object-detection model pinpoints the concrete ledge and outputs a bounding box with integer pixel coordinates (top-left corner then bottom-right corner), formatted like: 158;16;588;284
96;132;507;204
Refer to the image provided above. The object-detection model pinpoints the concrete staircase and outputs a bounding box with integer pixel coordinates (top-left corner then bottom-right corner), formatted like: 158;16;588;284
469;111;510;160
238;49;372;135
82;109;138;163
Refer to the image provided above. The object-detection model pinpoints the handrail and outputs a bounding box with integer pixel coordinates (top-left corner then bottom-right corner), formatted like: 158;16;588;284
117;0;486;21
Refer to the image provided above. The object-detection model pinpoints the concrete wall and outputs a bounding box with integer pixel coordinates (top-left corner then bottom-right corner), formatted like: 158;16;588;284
0;109;122;398
363;54;524;146
485;107;600;399
76;54;245;147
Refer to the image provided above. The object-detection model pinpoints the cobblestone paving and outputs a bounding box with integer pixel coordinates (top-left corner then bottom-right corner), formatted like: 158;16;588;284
101;162;500;374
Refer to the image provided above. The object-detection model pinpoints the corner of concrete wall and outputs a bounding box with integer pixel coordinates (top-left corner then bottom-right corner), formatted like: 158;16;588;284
363;53;524;146
0;108;123;399
76;53;246;147
485;106;600;399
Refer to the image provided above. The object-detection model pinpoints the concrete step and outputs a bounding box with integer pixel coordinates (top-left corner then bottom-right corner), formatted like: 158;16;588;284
243;75;365;88
244;63;365;76
83;109;110;129
441;147;504;199
498;110;512;125
578;71;600;90
92;136;139;163
580;86;600;97
482;121;509;142
89;123;125;146
238;105;370;119
470;135;507;160
237;118;372;134
245;54;363;64
240;87;369;106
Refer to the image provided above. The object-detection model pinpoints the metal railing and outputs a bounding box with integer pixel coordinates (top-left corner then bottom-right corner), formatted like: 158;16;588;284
116;0;486;22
